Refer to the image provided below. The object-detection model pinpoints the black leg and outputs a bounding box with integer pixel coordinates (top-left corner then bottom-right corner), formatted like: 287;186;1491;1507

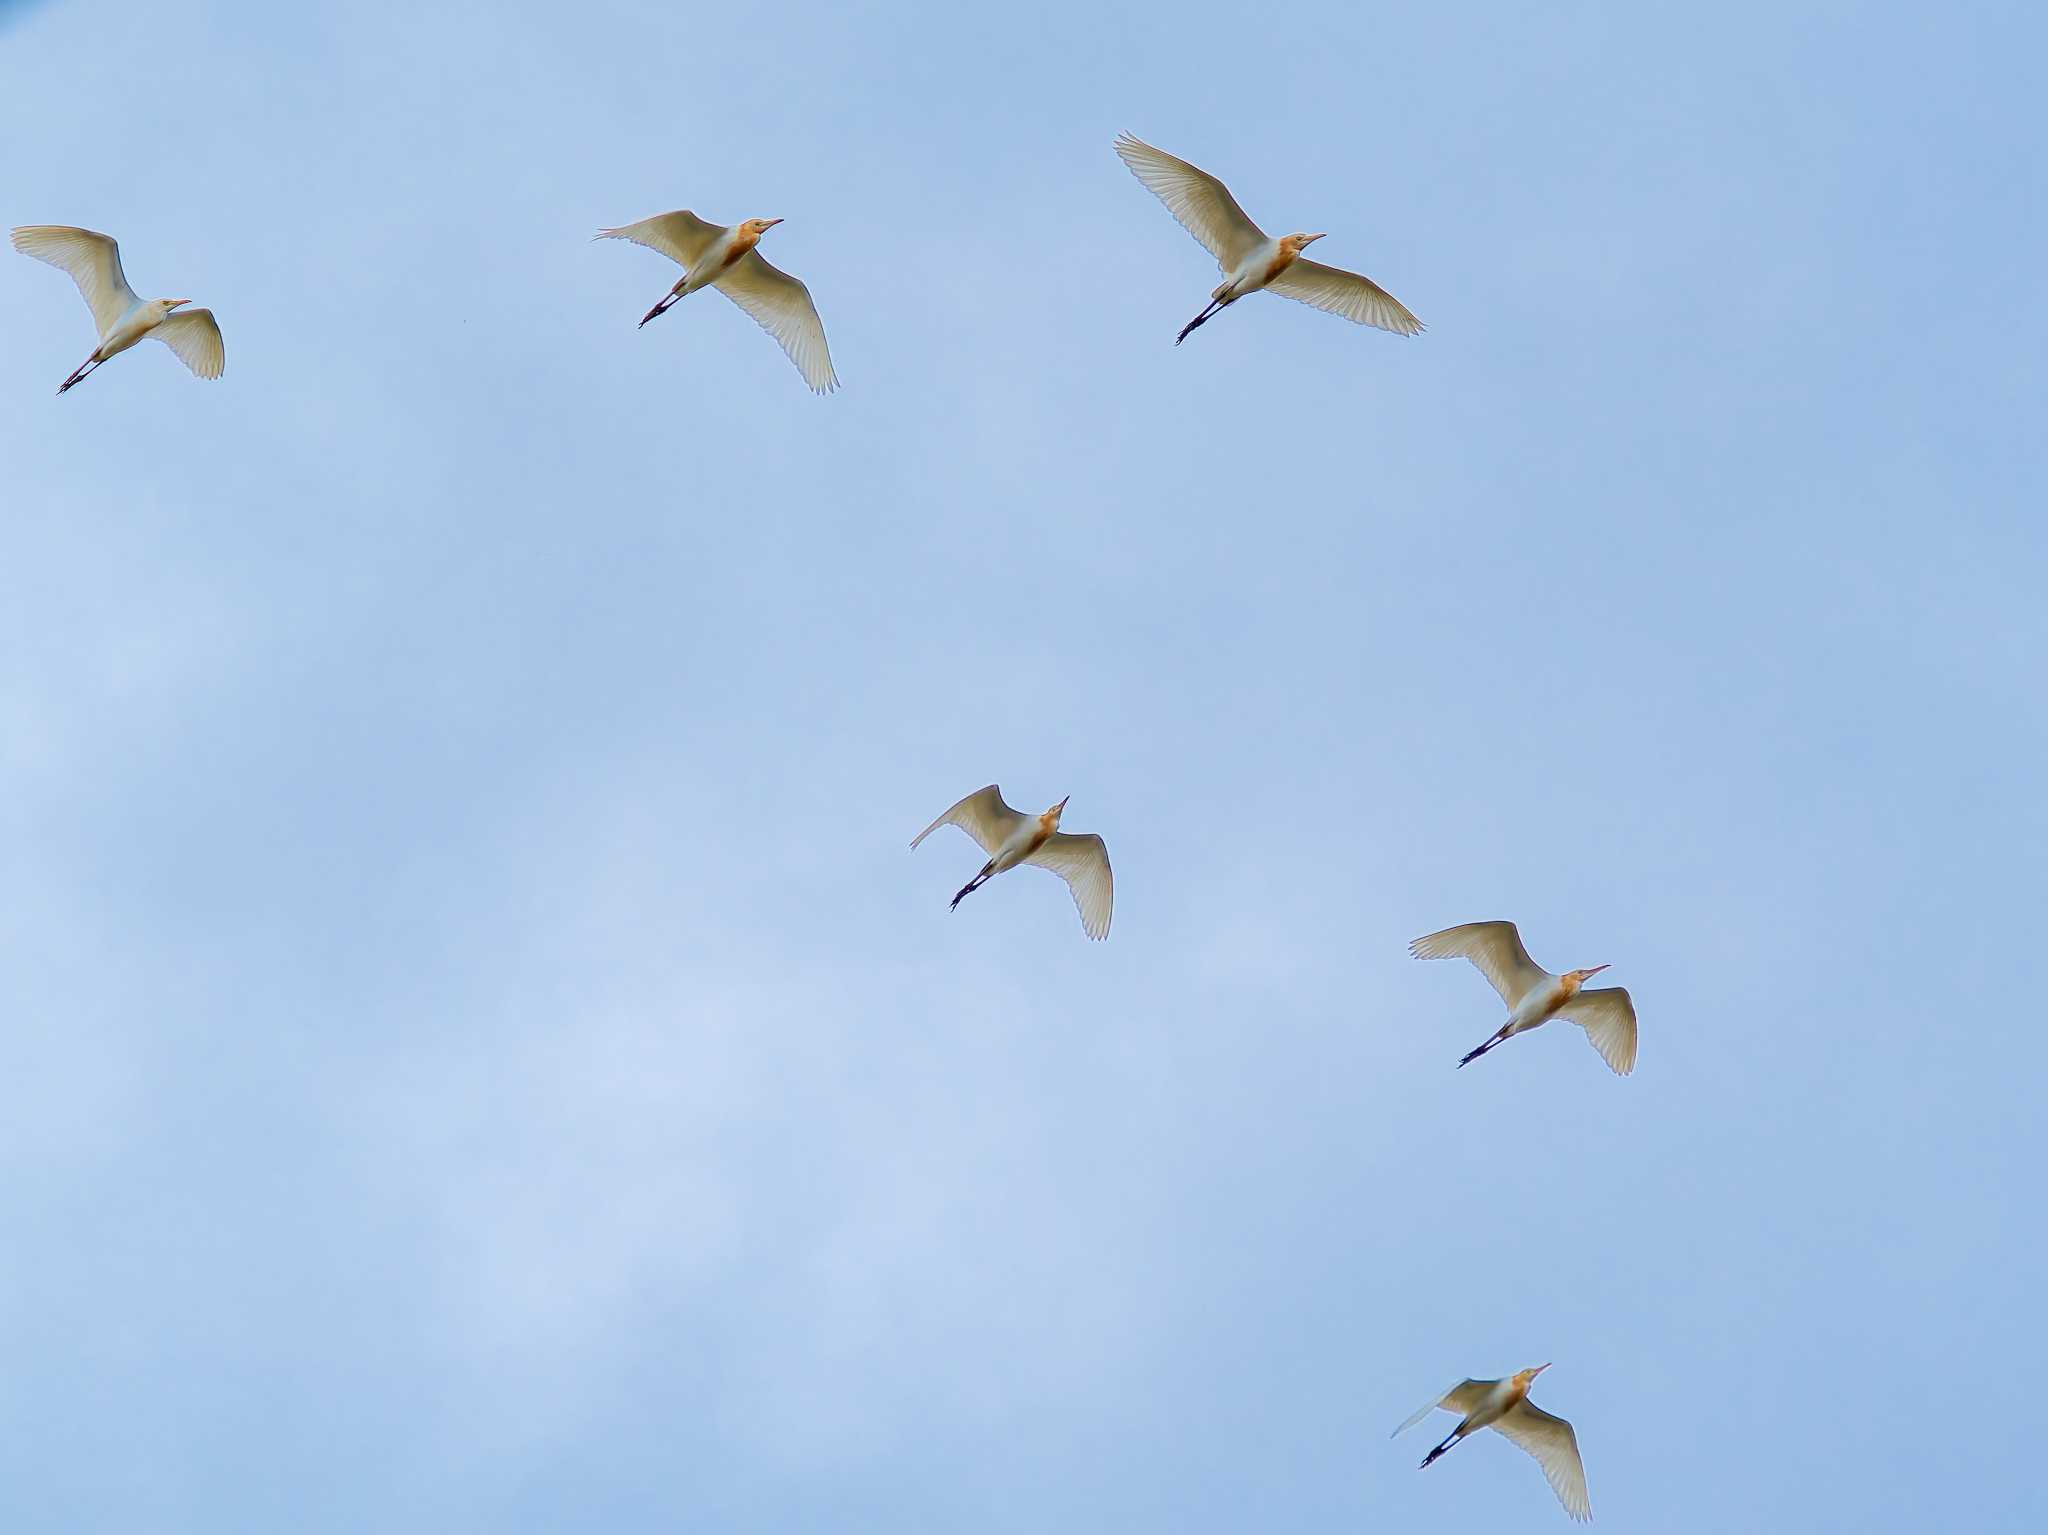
1176;300;1223;345
950;864;994;911
1419;1429;1462;1469
1458;1029;1510;1068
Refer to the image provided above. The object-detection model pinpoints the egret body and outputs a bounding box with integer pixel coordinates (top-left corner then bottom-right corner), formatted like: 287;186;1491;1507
596;211;837;393
1394;1364;1591;1521
1410;921;1637;1074
1114;133;1422;345
12;226;224;394
911;786;1112;940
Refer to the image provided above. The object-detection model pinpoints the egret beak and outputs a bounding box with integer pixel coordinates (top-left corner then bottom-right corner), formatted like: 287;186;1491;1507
1304;232;1328;244
1583;964;1611;978
1533;1362;1552;1376
167;298;192;309
1056;796;1070;812
762;218;784;229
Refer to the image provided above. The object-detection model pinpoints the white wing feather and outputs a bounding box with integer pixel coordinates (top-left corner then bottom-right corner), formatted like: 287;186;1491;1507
1114;133;1266;269
715;251;837;394
152;309;225;380
1024;832;1113;941
1494;1400;1592;1522
12;225;138;335
1393;1378;1490;1437
1409;921;1549;1008
1266;257;1423;336
911;786;1024;856
594;210;723;271
1558;987;1638;1076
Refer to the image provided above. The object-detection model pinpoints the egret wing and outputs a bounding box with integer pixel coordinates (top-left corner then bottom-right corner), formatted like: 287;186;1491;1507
1494;1400;1591;1522
1558;986;1637;1076
595;210;723;271
1024;832;1113;940
152;309;225;380
1409;921;1548;1007
1114;133;1266;269
1393;1378;1493;1436
1266;257;1423;337
12;225;137;335
911;786;1024;856
715;251;837;393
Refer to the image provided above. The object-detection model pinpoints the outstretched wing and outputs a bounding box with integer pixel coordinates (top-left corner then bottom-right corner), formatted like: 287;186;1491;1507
716;251;838;394
12;225;138;335
1266;257;1423;337
1495;1400;1591;1521
1558;986;1637;1076
152;309;225;380
1114;133;1266;270
1392;1378;1493;1437
911;786;1024;856
1024;832;1113;940
594;210;723;271
1409;921;1548;1007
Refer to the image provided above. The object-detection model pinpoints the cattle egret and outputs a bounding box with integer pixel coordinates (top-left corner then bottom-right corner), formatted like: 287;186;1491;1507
1409;921;1637;1075
1394;1364;1591;1522
1113;133;1422;345
595;211;837;393
911;786;1112;940
11;226;224;394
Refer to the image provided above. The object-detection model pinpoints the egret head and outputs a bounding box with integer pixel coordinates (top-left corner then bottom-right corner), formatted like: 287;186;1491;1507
1563;964;1611;989
742;218;784;237
1284;231;1328;253
162;298;192;311
1513;1363;1553;1388
1046;795;1070;824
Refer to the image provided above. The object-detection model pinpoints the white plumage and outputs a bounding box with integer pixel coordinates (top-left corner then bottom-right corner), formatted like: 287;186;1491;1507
1411;920;1638;1075
1114;133;1422;345
1395;1365;1591;1522
597;211;837;393
912;785;1112;940
12;225;224;394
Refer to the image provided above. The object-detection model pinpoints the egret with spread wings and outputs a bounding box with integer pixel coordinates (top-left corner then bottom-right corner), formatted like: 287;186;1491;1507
911;786;1112;940
1409;920;1638;1075
1113;133;1422;346
12;226;225;395
1394;1364;1592;1521
596;210;837;393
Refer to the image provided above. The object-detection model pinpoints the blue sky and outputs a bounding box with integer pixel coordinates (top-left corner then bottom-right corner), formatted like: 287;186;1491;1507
2;0;2043;1529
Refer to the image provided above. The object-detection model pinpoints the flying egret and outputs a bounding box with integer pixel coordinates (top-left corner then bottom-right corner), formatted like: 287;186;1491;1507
911;786;1112;940
1394;1364;1591;1522
11;226;224;394
1409;921;1637;1075
1113;133;1422;345
595;211;837;393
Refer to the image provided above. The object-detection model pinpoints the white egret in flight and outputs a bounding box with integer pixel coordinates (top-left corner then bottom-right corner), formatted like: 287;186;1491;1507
12;226;224;394
911;786;1112;940
1410;921;1637;1074
1113;133;1422;345
1394;1364;1592;1521
596;211;837;393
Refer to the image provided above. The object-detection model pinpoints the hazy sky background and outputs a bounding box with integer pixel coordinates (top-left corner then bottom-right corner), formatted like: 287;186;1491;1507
2;1;2043;1529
